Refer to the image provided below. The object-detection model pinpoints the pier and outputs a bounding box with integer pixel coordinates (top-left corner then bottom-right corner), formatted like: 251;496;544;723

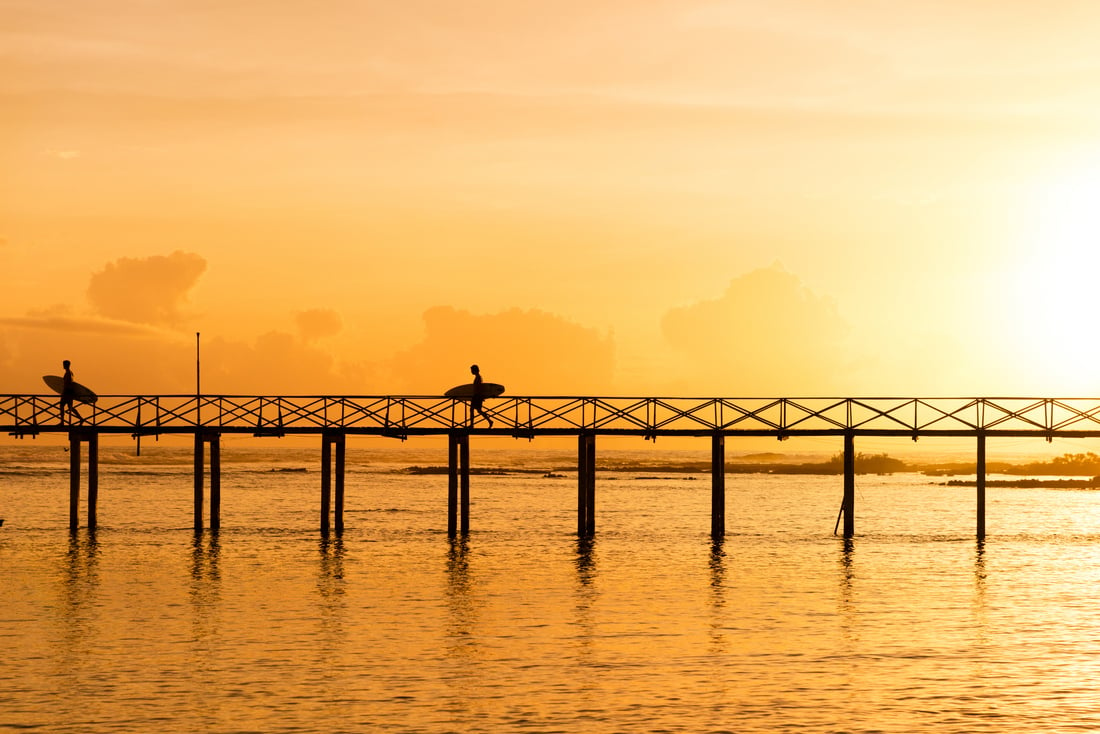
6;394;1100;537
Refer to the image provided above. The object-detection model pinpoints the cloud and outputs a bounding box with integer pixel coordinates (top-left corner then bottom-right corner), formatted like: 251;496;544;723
0;314;163;336
87;250;206;326
295;308;342;342
386;306;615;394
661;264;849;394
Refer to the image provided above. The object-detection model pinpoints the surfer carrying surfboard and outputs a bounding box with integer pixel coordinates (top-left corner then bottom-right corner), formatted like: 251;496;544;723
59;360;83;424
470;364;493;428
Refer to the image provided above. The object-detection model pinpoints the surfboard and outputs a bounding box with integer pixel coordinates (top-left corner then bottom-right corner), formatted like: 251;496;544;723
444;382;505;399
42;375;98;404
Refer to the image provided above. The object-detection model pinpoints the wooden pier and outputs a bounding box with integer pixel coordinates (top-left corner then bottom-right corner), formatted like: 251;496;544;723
5;394;1100;537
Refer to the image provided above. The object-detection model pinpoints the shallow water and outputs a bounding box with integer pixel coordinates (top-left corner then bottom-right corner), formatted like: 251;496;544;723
4;444;1100;732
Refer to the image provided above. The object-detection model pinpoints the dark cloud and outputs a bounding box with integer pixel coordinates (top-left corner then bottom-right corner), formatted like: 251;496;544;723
661;264;849;394
295;308;342;342
87;250;206;326
387;306;615;394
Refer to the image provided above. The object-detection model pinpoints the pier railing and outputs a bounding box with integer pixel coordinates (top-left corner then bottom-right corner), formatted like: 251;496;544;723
6;395;1100;438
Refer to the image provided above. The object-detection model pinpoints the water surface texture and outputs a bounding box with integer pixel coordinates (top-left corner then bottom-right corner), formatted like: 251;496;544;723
4;444;1100;733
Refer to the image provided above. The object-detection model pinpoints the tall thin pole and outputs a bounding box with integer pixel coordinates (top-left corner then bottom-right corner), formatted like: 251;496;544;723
195;332;201;427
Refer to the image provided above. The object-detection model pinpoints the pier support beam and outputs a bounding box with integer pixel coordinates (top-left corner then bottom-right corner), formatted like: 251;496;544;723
193;432;221;532
68;431;98;530
842;432;855;537
320;432;346;534
577;434;596;535
711;434;725;536
976;433;986;539
448;433;470;536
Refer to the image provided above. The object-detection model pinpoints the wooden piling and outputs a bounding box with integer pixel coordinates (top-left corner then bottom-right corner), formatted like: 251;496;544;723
320;432;346;534
976;433;986;539
193;432;204;531
842;432;855;537
460;434;471;534
711;434;725;536
321;434;332;533
69;432;80;531
577;434;595;535
209;434;221;530
448;434;459;536
87;432;99;529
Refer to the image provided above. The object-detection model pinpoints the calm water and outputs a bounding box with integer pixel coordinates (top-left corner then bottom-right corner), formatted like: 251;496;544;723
5;442;1100;733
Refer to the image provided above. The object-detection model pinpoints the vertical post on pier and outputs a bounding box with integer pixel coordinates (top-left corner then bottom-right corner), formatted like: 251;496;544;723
87;431;99;529
209;434;221;531
320;433;332;534
842;432;855;537
334;433;345;534
193;431;204;532
711;433;725;536
578;434;596;535
448;433;459;536
69;432;81;531
976;433;986;539
460;433;471;534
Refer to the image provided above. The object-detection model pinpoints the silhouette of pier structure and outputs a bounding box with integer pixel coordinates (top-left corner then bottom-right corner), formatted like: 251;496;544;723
6;393;1100;538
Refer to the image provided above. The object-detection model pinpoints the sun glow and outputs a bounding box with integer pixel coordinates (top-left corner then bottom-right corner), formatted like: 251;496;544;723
1001;154;1100;394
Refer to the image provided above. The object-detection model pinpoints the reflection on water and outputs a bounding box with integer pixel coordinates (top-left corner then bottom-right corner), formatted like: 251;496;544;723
445;536;476;660
12;458;1100;732
707;536;726;653
59;529;100;649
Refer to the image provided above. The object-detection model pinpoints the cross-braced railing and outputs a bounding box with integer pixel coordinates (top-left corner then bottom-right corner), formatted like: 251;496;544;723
6;395;1100;438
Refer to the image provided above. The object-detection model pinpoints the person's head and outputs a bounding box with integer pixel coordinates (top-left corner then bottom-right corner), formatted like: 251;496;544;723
470;364;480;375
63;360;71;369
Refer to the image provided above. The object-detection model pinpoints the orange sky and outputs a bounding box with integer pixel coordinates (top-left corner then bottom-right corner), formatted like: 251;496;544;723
5;2;1100;399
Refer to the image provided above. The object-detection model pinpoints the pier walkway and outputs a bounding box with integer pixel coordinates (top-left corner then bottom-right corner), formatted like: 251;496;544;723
5;394;1100;537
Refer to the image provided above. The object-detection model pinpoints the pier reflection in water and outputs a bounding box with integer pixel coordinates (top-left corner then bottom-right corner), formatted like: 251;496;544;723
6;451;1100;732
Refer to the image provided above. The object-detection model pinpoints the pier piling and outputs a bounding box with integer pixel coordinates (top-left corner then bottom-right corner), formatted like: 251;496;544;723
977;433;986;538
577;434;595;535
67;431;99;531
842;433;855;537
448;433;470;536
711;434;725;536
320;432;346;534
192;432;220;531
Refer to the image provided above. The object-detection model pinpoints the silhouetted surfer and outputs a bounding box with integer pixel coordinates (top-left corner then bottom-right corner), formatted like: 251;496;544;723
470;364;493;428
59;359;82;425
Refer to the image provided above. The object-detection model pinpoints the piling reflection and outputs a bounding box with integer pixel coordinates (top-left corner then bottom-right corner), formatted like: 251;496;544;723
973;538;989;647
837;537;857;645
189;531;221;644
316;534;347;644
708;536;727;653
572;535;598;663
445;536;477;660
56;529;100;673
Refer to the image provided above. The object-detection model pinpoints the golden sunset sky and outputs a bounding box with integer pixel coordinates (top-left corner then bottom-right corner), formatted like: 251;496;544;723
5;1;1100;399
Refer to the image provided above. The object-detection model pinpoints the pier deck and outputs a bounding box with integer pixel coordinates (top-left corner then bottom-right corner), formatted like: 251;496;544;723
6;395;1100;538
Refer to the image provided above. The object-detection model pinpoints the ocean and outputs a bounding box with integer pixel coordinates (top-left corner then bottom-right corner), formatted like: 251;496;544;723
4;439;1100;733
